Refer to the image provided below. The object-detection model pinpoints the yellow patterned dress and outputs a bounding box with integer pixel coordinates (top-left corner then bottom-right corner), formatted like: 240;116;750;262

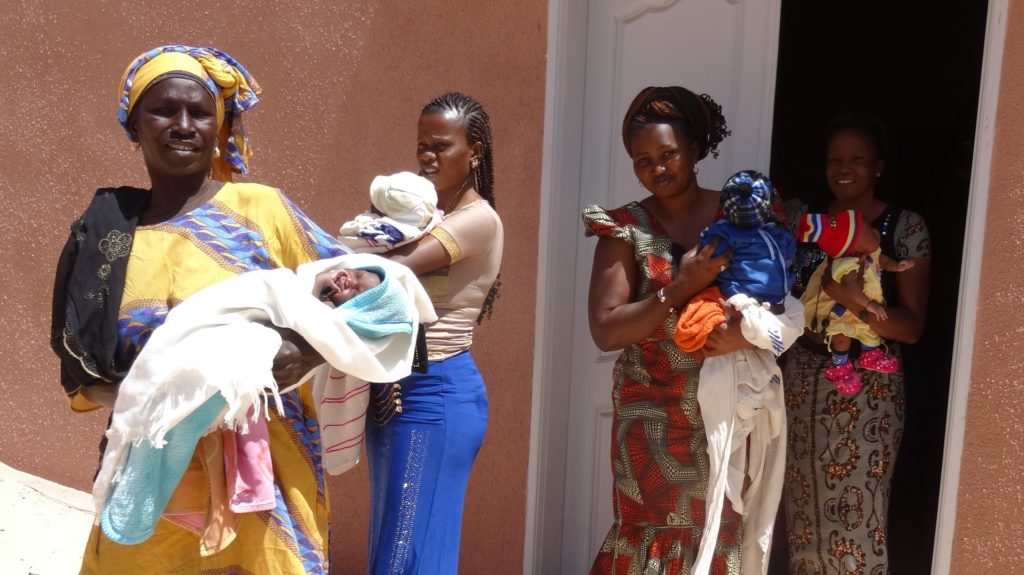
77;183;347;575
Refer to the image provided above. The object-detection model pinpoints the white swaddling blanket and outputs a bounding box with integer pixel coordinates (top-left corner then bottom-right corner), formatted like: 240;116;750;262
692;293;804;575
92;253;436;520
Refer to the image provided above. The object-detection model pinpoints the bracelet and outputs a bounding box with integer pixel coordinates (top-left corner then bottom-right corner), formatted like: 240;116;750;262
656;287;675;313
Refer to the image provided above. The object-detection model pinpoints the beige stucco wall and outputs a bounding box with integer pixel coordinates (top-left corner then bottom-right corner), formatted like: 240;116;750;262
950;2;1024;572
0;2;545;573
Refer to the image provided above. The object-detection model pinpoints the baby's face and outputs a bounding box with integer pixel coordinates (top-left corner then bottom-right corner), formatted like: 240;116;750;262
314;268;381;308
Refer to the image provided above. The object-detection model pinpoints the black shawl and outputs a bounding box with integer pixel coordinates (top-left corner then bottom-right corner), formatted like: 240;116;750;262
50;187;149;395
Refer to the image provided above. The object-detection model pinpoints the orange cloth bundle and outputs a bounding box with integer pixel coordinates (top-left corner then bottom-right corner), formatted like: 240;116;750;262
673;286;726;352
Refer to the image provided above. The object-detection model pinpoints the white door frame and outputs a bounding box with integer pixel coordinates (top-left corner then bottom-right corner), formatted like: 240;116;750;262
931;0;1008;573
524;0;587;571
525;0;1009;573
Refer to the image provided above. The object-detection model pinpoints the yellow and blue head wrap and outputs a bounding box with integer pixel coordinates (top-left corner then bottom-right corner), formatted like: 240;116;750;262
118;45;261;181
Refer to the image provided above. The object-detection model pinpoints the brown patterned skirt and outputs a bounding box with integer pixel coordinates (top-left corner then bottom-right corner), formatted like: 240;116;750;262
782;342;905;575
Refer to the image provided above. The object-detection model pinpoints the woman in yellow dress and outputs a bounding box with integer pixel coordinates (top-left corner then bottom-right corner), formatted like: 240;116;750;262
51;45;347;574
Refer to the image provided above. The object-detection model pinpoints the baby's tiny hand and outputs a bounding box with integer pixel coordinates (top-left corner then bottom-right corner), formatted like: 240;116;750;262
893;259;915;272
866;301;888;322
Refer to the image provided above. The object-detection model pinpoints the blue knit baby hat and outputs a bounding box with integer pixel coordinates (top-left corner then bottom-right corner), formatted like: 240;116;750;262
720;170;774;227
340;265;414;340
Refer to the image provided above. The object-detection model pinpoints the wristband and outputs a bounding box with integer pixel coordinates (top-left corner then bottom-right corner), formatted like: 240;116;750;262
657;287;675;313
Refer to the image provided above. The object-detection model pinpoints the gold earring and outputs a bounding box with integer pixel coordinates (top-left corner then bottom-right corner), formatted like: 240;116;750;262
131;141;140;152
213;146;221;158
471;157;480;169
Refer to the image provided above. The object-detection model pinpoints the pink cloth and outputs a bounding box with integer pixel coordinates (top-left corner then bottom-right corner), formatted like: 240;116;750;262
223;409;276;513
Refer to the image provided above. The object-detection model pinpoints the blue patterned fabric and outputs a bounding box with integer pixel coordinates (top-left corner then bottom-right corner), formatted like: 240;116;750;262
366;351;488;575
176;206;274;272
119;304;169;357
281;389;326;507
281;194;351;260
269;389;328;574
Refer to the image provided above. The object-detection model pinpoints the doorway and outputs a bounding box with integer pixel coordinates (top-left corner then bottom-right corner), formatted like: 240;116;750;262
767;1;989;573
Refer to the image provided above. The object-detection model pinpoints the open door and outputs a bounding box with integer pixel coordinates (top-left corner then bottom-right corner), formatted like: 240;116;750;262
768;0;990;572
530;0;782;572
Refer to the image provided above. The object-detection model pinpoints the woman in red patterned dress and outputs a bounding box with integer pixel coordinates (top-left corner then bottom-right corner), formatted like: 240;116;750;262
583;86;756;574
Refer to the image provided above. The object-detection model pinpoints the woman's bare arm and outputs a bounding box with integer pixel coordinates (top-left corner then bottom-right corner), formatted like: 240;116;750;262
824;257;930;344
268;326;327;388
381;233;451;276
588;237;728;351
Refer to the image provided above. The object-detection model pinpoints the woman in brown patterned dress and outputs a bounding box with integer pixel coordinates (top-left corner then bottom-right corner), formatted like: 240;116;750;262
782;112;931;574
583;86;758;574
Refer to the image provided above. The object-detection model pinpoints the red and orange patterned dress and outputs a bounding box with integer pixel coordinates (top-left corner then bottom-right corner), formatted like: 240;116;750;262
583;203;741;575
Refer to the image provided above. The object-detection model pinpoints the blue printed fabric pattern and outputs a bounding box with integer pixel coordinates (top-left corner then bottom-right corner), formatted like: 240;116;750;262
266;390;326;574
281;194;351;260
281;390;326;506
119;304;169;358
177;206;274;272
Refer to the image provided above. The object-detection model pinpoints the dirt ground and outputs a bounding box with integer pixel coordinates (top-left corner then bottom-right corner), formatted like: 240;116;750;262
0;462;93;575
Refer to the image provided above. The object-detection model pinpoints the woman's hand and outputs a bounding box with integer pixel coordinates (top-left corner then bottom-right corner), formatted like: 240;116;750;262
822;262;869;311
823;256;931;344
703;309;755;357
663;239;731;308
271;327;325;388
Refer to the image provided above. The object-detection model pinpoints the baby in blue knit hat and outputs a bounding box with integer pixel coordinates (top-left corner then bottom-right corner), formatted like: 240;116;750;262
314;267;382;307
313;264;414;342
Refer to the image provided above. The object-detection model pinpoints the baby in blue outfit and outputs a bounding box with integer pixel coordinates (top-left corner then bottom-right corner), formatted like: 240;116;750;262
701;170;795;311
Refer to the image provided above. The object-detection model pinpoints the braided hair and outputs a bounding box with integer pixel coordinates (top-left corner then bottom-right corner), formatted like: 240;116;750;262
421;92;496;208
421;92;501;323
621;86;730;160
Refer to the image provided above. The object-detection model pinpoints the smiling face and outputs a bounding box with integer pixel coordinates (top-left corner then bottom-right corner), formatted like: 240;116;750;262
825;129;885;203
130;76;219;178
416;111;481;196
314;268;382;308
628;123;700;199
